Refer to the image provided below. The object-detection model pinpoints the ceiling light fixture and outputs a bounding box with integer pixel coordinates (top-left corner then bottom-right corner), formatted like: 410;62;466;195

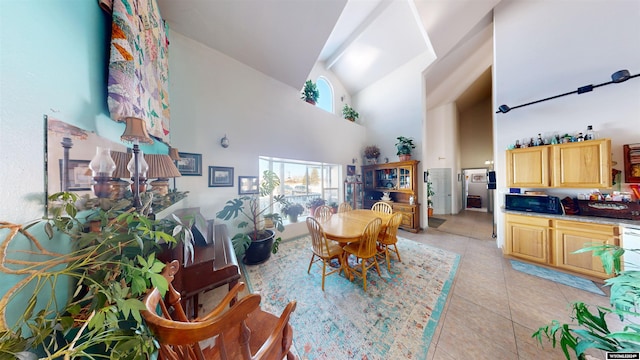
496;69;639;114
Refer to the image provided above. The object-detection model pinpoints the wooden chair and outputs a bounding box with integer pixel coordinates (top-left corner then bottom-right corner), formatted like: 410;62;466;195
306;217;344;291
342;217;382;291
142;260;297;360
377;212;404;271
313;205;333;222
371;201;392;214
337;202;352;213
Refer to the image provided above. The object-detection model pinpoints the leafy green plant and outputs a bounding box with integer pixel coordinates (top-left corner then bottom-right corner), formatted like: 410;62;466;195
301;80;319;104
216;170;287;257
281;203;305;218
426;178;435;208
395;136;416;156
0;191;191;359
342;104;359;121
533;244;640;359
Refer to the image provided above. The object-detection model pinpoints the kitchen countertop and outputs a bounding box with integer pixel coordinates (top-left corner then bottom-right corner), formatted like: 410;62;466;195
503;208;640;228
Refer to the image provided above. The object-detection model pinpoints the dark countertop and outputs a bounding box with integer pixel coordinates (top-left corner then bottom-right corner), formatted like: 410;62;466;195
503;208;640;228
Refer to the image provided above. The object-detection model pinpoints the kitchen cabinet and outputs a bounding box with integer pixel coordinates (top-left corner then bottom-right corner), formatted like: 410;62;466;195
552;139;611;188
344;181;363;210
506;146;550;187
505;138;611;188
504;214;552;264
554;220;619;279
362;160;420;232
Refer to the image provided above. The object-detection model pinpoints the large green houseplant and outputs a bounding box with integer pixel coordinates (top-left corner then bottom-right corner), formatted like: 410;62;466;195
216;170;287;264
395;136;416;161
301;80;319;105
534;244;640;359
0;192;192;359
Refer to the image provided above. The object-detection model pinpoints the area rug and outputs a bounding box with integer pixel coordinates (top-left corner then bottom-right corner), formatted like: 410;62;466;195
241;236;460;360
428;217;446;228
510;260;605;295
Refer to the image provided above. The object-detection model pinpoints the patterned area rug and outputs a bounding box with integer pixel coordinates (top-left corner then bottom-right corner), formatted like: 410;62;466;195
241;236;460;359
510;260;605;295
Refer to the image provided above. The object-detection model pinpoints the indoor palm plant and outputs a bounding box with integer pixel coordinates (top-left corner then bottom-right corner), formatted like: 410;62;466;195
0;192;191;359
395;136;416;161
301;80;319;105
216;170;287;264
534;244;640;359
342;104;359;121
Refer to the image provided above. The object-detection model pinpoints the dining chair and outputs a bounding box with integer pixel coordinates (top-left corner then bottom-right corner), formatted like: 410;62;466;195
142;260;297;360
371;201;393;214
337;202;353;213
306;217;344;291
314;205;333;222
377;212;404;271
342;217;382;291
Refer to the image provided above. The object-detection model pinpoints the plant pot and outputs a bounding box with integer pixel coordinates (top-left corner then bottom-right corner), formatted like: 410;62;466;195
244;229;275;265
305;99;316;105
399;154;411;161
428;207;434;217
288;214;299;223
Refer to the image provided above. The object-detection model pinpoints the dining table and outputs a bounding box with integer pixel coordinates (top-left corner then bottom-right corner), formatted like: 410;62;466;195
320;209;393;280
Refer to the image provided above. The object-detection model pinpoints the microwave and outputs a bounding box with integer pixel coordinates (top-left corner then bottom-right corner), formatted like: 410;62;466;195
505;194;564;215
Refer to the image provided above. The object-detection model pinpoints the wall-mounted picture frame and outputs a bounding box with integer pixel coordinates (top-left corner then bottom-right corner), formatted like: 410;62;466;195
177;152;202;176
209;166;234;187
238;176;259;194
59;159;91;191
471;173;487;183
347;165;356;176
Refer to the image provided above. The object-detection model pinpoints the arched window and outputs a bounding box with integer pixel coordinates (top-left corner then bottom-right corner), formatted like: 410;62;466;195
316;77;334;113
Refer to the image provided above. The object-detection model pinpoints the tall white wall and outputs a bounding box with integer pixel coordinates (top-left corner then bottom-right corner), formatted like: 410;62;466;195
493;0;640;247
167;31;367;222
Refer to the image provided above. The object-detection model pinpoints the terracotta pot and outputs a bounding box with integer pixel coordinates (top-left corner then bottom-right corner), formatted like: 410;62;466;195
428;207;434;217
305;99;316;105
399;154;411;161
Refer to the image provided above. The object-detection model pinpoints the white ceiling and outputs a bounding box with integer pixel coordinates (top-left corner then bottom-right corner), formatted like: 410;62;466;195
157;0;500;101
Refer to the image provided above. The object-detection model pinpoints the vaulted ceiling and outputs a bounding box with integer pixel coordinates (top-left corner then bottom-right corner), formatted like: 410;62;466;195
157;0;499;108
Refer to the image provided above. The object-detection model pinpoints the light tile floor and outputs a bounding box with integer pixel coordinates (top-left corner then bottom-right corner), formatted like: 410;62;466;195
410;211;615;359
201;210;621;359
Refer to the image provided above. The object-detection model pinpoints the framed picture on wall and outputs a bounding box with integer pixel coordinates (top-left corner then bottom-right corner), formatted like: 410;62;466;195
59;159;91;191
238;176;259;194
471;173;487;183
208;166;234;187
177;152;202;176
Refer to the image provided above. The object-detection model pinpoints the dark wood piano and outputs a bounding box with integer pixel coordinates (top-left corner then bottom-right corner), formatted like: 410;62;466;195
158;208;240;318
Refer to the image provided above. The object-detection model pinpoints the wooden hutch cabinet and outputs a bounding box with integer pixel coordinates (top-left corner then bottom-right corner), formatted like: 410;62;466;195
361;160;420;232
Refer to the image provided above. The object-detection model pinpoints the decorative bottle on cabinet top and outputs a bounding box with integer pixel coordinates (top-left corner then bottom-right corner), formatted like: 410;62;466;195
585;125;597;140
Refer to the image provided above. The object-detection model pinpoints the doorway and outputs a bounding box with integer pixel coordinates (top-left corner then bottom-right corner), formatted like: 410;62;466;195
429;168;452;215
462;168;489;212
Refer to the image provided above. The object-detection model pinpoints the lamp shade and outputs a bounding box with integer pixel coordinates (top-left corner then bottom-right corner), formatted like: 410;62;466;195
168;147;181;161
111;151;132;178
146;154;182;179
121;117;154;144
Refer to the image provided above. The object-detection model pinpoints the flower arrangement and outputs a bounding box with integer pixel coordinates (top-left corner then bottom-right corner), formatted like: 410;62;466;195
364;145;380;160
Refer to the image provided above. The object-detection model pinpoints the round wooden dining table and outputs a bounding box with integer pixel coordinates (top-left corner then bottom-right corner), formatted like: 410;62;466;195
321;209;392;243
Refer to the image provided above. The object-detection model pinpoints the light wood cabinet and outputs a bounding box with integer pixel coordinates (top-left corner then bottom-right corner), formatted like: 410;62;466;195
362;160;420;232
506;139;611;189
552;139;611;188
505;214;552;264
554;220;619;279
506;146;550;188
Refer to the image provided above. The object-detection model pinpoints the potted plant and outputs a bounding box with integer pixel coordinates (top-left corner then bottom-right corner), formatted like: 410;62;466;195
342;104;359;122
427;178;435;216
328;201;339;214
395;136;416;161
364;145;380;164
0;191;191;359
301;80;319;105
281;202;305;223
216;170;287;265
306;198;326;218
534;244;640;359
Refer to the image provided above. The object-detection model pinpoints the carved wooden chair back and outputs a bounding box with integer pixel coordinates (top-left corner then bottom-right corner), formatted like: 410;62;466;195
313;205;333;222
142;260;297;360
337;202;353;213
306;217;344;290
343;217;383;291
371;202;392;214
377;212;404;270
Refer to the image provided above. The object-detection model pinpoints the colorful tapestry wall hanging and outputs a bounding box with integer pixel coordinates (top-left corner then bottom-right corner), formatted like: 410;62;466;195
100;0;171;142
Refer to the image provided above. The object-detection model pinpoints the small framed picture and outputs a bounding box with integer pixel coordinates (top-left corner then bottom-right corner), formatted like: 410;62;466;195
177;152;202;176
208;166;234;187
471;173;487;183
347;165;356;176
59;159;91;191
238;176;259;195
